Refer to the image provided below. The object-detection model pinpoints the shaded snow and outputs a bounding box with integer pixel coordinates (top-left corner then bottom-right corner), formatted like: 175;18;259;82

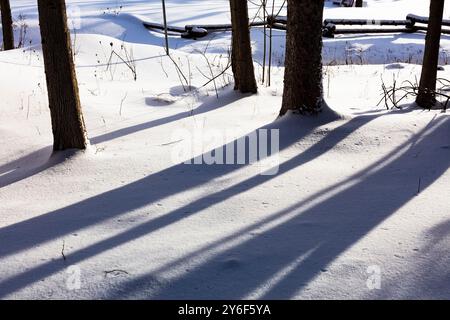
0;0;449;299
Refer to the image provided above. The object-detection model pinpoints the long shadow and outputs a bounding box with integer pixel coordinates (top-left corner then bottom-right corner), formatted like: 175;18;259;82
0;88;239;189
105;116;450;299
372;216;450;299
90;87;244;145
0;147;78;189
0;112;338;261
0;110;384;297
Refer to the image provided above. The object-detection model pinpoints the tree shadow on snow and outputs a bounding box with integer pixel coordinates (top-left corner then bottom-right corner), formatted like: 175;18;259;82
0;88;239;188
371;216;450;299
0;147;78;189
100;115;450;299
90;87;243;144
0;106;448;298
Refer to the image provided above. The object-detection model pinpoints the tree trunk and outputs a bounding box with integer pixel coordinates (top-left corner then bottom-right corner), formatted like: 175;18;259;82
38;0;87;150
280;0;325;116
416;0;445;109
229;0;257;93
355;0;363;7
0;0;14;50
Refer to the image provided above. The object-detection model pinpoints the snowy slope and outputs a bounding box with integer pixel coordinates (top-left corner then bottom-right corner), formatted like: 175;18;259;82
0;0;449;299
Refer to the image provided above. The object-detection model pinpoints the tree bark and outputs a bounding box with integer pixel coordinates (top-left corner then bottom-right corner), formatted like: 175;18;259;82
280;0;325;116
229;0;257;94
38;0;87;150
416;0;445;109
0;0;14;50
355;0;363;7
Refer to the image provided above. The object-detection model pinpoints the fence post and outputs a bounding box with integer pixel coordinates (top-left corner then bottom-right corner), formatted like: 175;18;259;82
162;0;169;55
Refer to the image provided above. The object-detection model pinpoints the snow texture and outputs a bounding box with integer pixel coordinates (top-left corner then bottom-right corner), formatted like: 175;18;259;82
0;0;449;299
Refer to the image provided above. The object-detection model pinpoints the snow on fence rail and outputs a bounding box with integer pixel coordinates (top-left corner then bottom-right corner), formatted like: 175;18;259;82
143;20;268;39
142;13;450;40
323;14;450;37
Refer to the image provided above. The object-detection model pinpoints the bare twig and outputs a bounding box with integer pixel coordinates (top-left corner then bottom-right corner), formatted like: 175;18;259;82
104;269;129;277
61;240;67;261
378;76;450;110
119;92;128;116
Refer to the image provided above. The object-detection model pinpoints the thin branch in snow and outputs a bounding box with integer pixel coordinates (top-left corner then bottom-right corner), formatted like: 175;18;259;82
61;240;67;261
119;92;128;116
104;269;129;277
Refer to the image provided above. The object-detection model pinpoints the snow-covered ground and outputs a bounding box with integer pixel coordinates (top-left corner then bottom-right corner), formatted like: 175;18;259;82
0;0;449;299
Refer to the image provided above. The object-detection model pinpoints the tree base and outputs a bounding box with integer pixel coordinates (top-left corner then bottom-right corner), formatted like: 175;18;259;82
416;92;437;109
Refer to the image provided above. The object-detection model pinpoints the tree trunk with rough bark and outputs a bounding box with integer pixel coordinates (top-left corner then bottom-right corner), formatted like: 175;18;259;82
229;0;257;93
38;0;87;150
416;0;445;109
0;0;14;50
280;0;325;116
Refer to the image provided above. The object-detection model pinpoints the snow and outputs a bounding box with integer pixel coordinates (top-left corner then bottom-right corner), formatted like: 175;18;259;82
0;0;449;299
